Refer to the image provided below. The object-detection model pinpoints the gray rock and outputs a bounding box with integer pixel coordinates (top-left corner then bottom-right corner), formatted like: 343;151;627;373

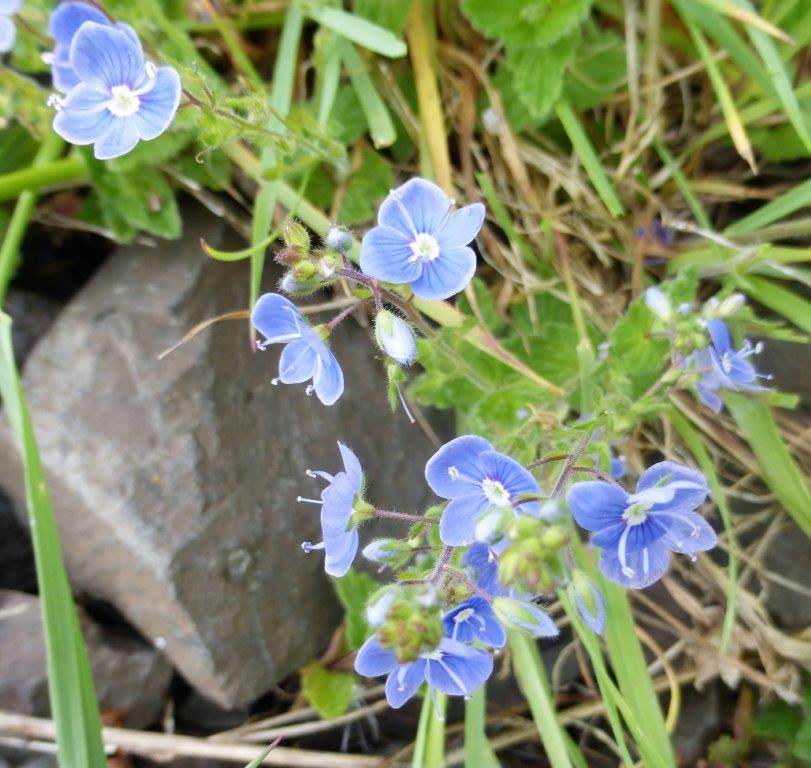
0;204;446;707
762;519;811;631
0;591;171;727
672;681;723;765
3;290;61;368
0;489;36;592
755;337;810;408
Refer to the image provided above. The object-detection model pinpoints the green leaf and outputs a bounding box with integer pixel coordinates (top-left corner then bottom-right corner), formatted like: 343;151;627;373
461;0;593;48
307;5;407;57
609;301;668;397
331;571;379;650
300;661;356;719
338;148;395;224
564;28;627;111
0;314;107;768
353;0;412;34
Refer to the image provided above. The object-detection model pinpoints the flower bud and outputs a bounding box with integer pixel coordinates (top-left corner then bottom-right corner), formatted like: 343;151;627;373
279;272;322;297
377;593;444;663
294;260;316;280
644;286;672;322
325;226;353;253
570;571;606;635
705;292;746;319
375;310;417;365
492;596;559;638
282;218;310;254
362;538;413;568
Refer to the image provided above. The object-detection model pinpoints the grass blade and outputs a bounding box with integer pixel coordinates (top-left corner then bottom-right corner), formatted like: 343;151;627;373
725;394;811;535
307;5;407;58
725;177;811;235
555;101;625;218
691;0;792;42
508;631;575;768
0;314;107;767
413;693;446;768
464;686;500;768
734;274;811;333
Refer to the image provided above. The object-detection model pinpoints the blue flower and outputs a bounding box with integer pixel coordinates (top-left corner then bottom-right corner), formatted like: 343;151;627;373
425;435;541;546
51;22;180;160
463;542;507;596
300;442;364;577
610;452;626;479
360;178;485;301
375;310;416;365
442;596;506;648
0;0;21;53
567;461;716;589
688;319;769;413
354;634;493;708
251;293;344;406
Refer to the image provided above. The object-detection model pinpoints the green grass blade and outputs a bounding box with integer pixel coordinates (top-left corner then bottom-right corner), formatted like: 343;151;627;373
508;631;576;768
307;6;407;58
464;686;500;768
555;101;625;218
725;177;811;235
653;140;712;229
413;693;446;768
668;408;738;651
726;394;811;535
339;39;397;148
316;32;343;126
734;274;811;333
0;314;106;768
729;0;811;153
690;0;793;41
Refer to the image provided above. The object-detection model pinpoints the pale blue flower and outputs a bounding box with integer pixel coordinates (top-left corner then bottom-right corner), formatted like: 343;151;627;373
52;22;180;160
300;443;363;577
688;319;769;413
610;452;626;479
425;435;541;546
567;462;715;589
360;178;485;301
0;0;22;53
375;310;416;365
354;634;493;708
442;596;506;648
251;293;344;406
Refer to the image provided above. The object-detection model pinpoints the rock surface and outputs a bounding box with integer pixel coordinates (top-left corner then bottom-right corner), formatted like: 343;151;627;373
0;591;171;727
0;490;36;592
0;204;446;707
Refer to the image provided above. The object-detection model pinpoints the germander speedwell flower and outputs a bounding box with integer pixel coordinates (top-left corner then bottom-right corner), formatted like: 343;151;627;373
425;435;542;546
567;461;716;589
51;22;180;160
300;443;365;577
251;293;344;406
360;178;485;301
0;0;21;53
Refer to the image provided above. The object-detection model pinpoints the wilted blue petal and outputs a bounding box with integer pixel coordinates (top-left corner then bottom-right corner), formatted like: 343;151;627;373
251;293;303;344
278;338;318;384
385;659;427;708
313;352;344;406
425;639;493;697
440;493;490;546
70;23;145;91
133;67;181;140
659;510;717;555
0;14;15;53
567;481;628;532
360;225;422;284
425;434;492;499
93;118;140;160
436;203;485;249
355;635;398;677
410;245;476;301
599;540;669;589
378;178;450;236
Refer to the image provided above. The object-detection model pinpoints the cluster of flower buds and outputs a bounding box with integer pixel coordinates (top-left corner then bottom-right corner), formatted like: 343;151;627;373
276;220;346;297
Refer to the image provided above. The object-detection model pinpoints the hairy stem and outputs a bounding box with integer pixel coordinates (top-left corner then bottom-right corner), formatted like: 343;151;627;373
373;509;437;525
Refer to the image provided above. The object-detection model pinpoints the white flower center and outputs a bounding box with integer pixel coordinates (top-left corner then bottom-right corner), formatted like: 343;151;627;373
720;351;733;373
453;607;475;624
107;85;140;117
622;502;651;526
409;233;440;263
481;478;511;507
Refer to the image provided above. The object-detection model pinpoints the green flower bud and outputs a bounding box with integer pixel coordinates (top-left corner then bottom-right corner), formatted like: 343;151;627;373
282;218;310;254
377;593;444;663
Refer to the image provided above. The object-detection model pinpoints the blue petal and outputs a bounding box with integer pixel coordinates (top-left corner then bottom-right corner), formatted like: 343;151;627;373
610;454;626;479
324;527;358;577
426;639;493;697
507;601;559;638
251;293;304;345
566;481;628;532
378;178;450;236
61;81;109;111
478;450;540;509
133;67;180;140
440;493;490;546
48;1;108;46
707;319;732;355
0;15;15;53
313;351;344;406
464;543;505;596
592;517;667;554
443;597;506;648
436;203;485;249
70;22;145;90
574;587;606;635
659;510;717;555
0;0;22;13
696;380;723;412
425;434;492;499
320;473;355;537
52;46;80;92
599;540;669;589
93;118;140;160
53;87;114;145
635;461;708;512
355;635;398;677
385;660;427;708
360;225;422;284
337;442;363;490
410;245;476;301
278;338;318;384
